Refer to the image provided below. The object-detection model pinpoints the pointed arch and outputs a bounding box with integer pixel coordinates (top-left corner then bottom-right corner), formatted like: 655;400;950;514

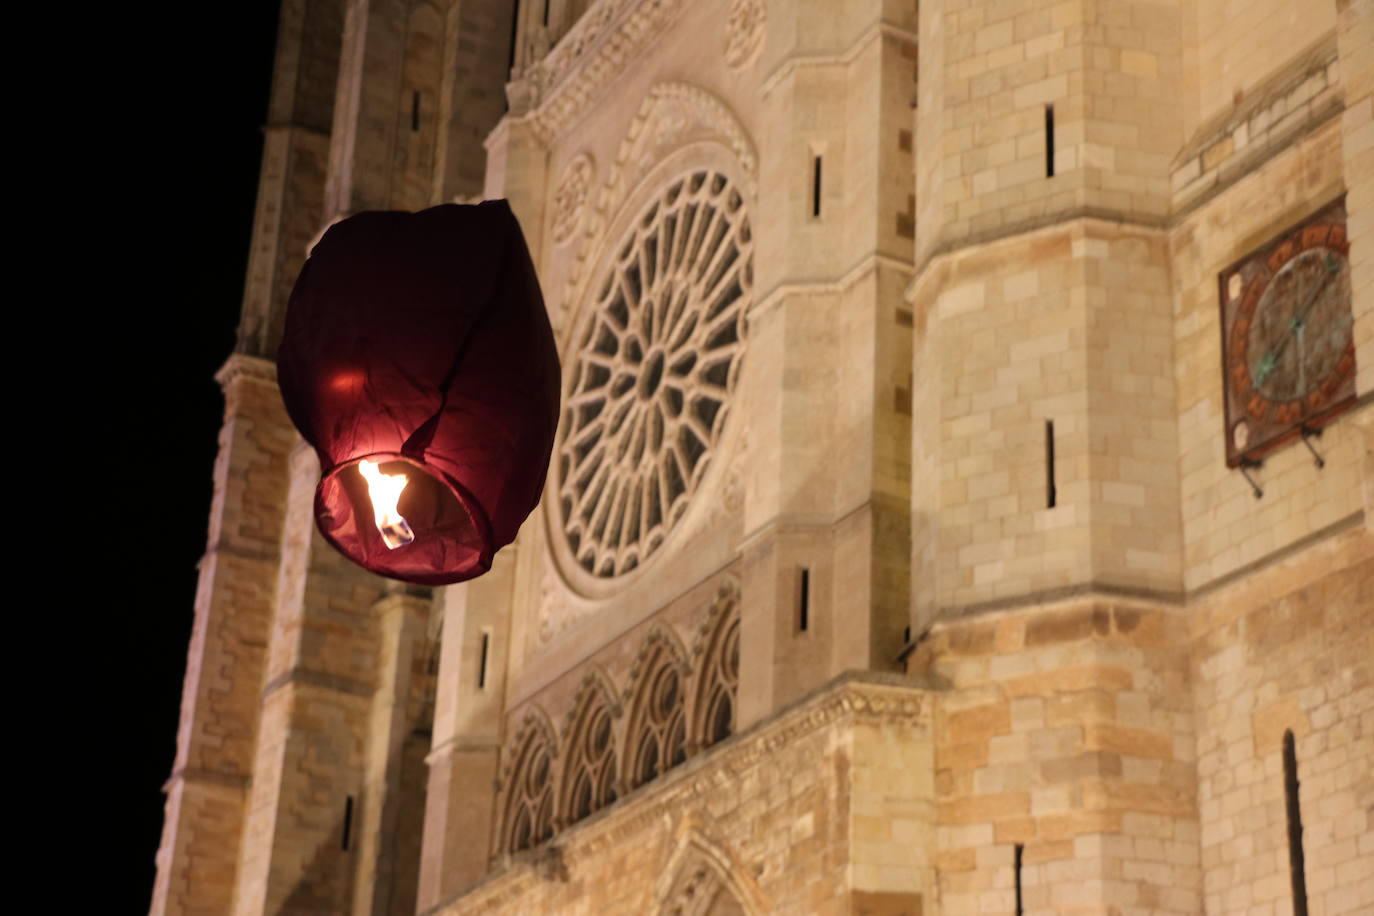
558;663;622;737
622;623;693;791
689;582;741;753
555;667;622;828
651;826;768;916
495;706;558;857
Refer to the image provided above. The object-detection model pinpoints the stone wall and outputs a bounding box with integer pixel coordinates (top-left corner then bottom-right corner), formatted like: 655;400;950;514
424;675;932;916
1189;525;1373;915
912;598;1200;915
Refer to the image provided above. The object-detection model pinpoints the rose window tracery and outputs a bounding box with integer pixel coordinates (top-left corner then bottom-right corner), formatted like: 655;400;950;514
557;170;753;578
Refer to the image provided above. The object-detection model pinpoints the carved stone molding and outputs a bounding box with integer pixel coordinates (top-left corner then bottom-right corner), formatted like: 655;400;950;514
723;0;766;70
558;82;760;336
215;353;277;389
623;623;694;705
537;566;563;644
497;706;559;791
559;665;624;739
691;580;741;659
651;826;767;916
551;153;596;245
516;0;691;145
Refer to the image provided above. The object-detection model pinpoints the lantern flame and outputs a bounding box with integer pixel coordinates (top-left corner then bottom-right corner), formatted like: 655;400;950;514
358;460;415;549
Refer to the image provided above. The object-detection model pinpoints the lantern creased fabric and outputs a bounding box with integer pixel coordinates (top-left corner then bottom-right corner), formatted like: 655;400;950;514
277;200;560;585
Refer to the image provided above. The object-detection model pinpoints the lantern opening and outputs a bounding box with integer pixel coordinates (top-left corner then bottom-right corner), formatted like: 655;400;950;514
315;454;492;586
357;459;415;549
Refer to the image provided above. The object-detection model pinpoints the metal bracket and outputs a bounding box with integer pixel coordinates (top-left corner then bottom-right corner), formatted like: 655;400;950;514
1239;457;1264;499
1299;425;1326;469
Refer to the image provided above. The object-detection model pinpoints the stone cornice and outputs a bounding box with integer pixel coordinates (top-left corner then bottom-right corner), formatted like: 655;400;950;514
512;0;690;145
424;671;931;915
1170;34;1342;221
214;353;277;390
260;665;372;701
759;19;919;96
750;251;914;322
162;766;250;794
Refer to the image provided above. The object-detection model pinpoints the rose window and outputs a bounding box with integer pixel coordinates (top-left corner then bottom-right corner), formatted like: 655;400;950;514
557;170;752;578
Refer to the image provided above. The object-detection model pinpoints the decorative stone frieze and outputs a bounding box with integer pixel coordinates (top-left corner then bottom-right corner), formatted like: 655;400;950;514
551;153;596;245
723;0;765;70
517;0;691;145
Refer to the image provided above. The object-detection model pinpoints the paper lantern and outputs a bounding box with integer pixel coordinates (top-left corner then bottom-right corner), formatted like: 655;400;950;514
277;200;560;585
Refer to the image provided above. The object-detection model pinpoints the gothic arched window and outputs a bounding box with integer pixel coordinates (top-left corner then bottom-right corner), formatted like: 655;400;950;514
691;588;741;751
624;631;690;790
500;719;555;855
558;683;620;826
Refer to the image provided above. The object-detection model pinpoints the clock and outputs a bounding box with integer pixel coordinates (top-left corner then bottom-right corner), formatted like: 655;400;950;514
1219;196;1356;468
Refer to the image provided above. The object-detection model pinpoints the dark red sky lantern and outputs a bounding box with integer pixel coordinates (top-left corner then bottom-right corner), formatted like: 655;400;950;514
277;200;560;586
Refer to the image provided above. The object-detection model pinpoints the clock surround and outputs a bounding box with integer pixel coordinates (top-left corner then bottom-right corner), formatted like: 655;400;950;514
1218;195;1356;468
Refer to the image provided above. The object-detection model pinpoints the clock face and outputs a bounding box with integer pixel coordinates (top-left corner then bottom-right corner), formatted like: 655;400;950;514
1220;196;1356;467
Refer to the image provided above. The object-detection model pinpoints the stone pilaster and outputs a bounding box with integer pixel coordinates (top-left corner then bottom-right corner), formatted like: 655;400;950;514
418;548;518;908
433;0;518;202
324;0;409;218
237;0;342;358
233;442;385;916
909;0;1186;625
151;356;294;916
1337;0;1373;397
352;585;435;916
482;110;550;263
737;0;919;726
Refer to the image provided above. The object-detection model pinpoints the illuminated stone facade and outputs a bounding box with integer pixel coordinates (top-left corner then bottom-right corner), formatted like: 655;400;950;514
152;1;1373;914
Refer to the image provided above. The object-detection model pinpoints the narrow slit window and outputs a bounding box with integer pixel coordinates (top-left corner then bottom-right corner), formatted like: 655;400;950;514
506;0;522;75
478;632;490;689
1045;419;1057;508
812;155;823;217
341;795;355;851
1283;730;1309;916
799;567;810;632
1014;843;1024;916
542;0;551;27
411;91;421;132
1045;105;1055;178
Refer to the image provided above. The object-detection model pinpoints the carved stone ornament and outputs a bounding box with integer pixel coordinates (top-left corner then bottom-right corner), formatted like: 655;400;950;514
552;154;596;245
538;566;561;643
723;0;766;70
514;0;692;143
650;825;767;916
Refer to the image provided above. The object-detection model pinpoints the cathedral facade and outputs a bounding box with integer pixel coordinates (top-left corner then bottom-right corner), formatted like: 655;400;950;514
152;0;1374;913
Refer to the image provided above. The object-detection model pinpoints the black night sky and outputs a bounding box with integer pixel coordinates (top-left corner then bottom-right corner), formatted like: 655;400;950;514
107;2;283;908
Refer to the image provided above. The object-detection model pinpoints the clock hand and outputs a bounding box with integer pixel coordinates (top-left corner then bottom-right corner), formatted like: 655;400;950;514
1296;322;1305;395
1255;254;1340;384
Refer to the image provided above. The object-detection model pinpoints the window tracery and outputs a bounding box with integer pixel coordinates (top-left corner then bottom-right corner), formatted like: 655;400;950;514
691;588;741;751
624;629;691;790
557;680;621;826
499;716;556;855
556;170;753;579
